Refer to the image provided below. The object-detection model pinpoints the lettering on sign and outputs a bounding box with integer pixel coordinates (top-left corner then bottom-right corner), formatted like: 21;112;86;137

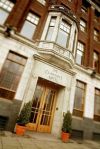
45;68;62;83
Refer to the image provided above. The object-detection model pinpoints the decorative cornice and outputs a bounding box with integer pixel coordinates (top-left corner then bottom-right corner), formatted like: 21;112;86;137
86;0;100;12
49;5;79;27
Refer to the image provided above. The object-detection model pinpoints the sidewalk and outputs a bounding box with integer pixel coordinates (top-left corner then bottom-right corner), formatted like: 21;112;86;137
0;131;100;149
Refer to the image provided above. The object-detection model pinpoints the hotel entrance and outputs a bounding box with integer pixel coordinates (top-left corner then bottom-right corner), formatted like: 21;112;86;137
29;78;60;133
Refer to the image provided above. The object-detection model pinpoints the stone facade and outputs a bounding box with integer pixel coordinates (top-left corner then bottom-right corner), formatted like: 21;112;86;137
0;0;100;140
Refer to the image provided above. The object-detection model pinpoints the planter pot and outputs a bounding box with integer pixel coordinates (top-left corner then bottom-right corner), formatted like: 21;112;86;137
61;132;70;142
16;124;26;136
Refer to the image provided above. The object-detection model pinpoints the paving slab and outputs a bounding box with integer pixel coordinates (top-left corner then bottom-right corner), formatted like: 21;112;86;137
0;131;100;149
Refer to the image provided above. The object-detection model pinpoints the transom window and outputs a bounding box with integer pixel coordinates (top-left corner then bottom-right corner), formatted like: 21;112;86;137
20;12;39;39
46;17;56;41
80;19;87;32
94;89;100;122
73;80;86;117
0;0;14;25
0;51;27;100
76;42;85;65
94;29;99;42
56;20;71;48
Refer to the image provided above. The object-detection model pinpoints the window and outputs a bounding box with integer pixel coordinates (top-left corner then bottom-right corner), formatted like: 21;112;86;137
0;0;14;25
56;20;71;48
37;0;46;5
94;89;100;122
81;0;90;13
20;12;39;39
94;10;100;22
0;52;27;100
76;42;85;65
81;7;87;13
94;29;99;42
80;19;87;32
73;80;86;117
46;17;56;41
93;51;99;72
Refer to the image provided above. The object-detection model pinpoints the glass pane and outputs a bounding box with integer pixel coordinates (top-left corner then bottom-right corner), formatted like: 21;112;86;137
46;27;54;41
20;21;36;39
76;52;83;65
0;70;14;89
0;9;9;25
94;95;100;115
30;85;44;123
40;89;55;125
74;87;84;110
56;29;69;47
27;13;39;25
0;53;26;94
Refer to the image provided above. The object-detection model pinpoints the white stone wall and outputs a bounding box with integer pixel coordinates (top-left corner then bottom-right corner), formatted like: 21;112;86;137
0;34;35;102
1;31;100;137
69;66;100;119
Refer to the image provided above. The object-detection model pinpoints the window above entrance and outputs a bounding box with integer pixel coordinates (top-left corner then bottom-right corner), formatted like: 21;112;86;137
36;10;78;69
40;12;78;55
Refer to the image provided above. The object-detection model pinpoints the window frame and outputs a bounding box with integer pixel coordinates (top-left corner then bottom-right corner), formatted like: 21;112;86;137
0;0;14;25
0;51;27;100
56;19;71;48
93;51;99;72
20;12;40;39
45;16;57;41
73;80;86;117
75;41;85;65
80;19;87;32
94;88;100;122
94;29;99;42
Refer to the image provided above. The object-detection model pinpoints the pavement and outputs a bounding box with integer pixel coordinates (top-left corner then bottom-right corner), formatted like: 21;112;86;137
0;131;100;149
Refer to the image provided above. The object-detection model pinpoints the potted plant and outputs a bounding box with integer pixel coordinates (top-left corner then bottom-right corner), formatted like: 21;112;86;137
16;101;32;135
61;111;72;142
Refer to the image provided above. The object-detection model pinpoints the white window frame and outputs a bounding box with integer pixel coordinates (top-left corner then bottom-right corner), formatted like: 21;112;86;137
56;19;71;48
20;12;39;39
80;19;87;32
0;0;14;25
76;42;85;65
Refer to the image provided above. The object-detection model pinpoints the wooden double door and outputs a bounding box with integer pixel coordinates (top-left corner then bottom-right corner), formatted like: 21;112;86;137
29;79;58;133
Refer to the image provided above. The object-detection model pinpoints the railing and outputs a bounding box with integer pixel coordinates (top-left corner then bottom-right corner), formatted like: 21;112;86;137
36;40;75;64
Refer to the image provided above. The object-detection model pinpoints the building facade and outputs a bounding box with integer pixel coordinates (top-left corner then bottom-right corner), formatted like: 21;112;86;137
0;0;100;140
